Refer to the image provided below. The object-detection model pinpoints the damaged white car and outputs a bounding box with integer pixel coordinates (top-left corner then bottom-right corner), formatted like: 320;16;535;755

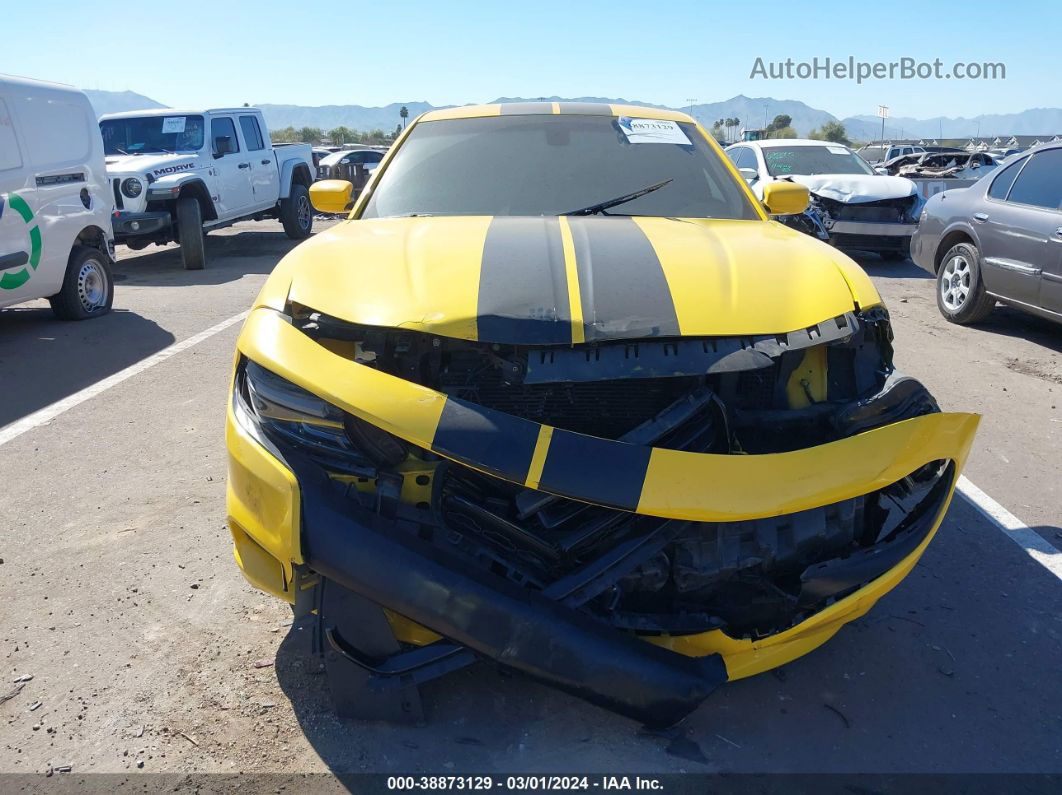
726;139;923;260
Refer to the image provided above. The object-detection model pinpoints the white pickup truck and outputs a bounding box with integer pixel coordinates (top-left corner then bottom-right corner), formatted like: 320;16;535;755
99;108;315;269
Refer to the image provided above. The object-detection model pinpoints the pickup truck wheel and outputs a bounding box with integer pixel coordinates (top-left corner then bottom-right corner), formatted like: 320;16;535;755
280;183;314;240
49;245;114;321
936;242;994;324
176;197;206;270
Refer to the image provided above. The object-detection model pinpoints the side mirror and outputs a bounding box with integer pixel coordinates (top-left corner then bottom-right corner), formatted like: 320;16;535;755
738;168;759;183
762;181;809;216
214;136;235;157
310;179;354;214
874;166;888;175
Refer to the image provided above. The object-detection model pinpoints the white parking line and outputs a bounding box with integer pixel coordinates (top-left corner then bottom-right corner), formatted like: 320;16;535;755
958;476;1062;582
2;312;1060;585
0;310;248;449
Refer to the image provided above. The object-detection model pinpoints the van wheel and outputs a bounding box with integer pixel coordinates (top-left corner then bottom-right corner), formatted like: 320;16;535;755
937;242;995;324
49;246;114;321
280;184;314;239
176;197;206;270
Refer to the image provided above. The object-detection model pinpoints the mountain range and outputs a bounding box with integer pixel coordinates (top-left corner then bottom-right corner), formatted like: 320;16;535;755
82;89;1062;141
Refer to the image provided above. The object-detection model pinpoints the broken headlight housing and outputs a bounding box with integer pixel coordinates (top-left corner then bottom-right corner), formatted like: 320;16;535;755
235;359;406;473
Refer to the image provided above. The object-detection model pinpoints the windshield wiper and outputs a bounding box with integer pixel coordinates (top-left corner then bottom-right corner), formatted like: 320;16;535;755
562;178;673;216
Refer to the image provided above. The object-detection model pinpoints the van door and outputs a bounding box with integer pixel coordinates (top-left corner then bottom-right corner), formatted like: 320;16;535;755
209;115;255;219
0;95;41;308
238;114;279;210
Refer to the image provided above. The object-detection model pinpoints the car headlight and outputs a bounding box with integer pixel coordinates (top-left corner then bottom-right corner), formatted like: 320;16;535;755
235;359;405;470
121;178;143;199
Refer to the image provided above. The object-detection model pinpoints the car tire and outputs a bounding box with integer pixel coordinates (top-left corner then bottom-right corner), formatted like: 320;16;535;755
49;245;114;321
280;183;314;240
176;196;206;270
936;242;994;324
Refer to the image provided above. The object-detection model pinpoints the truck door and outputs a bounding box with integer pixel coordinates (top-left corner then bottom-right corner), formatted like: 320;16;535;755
209;115;255;219
239;114;279;210
0;95;40;308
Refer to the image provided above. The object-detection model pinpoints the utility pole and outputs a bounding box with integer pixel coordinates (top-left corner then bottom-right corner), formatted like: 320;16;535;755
763;104;768;130
877;105;889;145
686;98;696;118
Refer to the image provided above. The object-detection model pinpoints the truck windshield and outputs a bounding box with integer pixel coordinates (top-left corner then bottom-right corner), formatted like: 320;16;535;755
360;115;759;220
100;115;205;155
763;145;876;177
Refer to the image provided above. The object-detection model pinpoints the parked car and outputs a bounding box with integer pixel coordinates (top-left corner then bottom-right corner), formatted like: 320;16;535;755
99;108;316;270
856;143;925;165
878;150;999;179
311;147;333;169
727;139;923;259
315;148;384;180
912;143;1062;325
227;103;977;726
1;74;115;319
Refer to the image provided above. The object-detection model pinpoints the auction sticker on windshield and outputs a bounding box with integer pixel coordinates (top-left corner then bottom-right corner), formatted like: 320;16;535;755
618;117;691;145
161;116;187;134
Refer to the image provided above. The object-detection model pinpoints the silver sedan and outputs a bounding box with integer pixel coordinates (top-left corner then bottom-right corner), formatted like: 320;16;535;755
911;143;1062;325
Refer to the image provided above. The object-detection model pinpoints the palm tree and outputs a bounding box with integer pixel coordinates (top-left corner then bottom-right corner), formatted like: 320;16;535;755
400;106;409;130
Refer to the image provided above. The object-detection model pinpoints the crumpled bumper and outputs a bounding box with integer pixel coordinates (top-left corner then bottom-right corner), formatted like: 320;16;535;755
227;307;979;722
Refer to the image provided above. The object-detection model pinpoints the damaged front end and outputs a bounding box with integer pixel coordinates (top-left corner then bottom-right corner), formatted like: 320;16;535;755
227;304;977;727
811;193;923;255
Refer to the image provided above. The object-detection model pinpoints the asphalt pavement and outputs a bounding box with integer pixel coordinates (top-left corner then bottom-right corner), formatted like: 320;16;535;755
0;220;1059;777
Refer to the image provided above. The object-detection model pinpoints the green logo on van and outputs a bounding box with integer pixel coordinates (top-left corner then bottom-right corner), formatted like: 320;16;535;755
0;193;42;290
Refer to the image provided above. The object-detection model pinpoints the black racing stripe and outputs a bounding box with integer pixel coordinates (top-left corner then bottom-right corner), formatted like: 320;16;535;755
499;102;555;116
557;102;613;116
432;397;540;483
537;430;651;512
567;216;680;341
477;216;572;344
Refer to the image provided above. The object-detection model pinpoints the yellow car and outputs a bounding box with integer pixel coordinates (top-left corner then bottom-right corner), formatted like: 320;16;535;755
227;103;978;727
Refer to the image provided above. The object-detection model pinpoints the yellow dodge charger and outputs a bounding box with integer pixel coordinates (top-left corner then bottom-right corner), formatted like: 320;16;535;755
226;103;978;726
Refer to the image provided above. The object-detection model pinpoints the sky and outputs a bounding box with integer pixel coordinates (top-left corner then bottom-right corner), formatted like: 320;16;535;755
3;0;1057;120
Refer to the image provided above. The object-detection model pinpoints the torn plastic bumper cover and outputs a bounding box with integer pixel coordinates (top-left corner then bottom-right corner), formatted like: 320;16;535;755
229;307;979;726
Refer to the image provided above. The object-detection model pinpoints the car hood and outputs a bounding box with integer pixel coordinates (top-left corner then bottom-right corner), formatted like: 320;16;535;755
788;174;918;203
265;215;880;344
104;153;199;178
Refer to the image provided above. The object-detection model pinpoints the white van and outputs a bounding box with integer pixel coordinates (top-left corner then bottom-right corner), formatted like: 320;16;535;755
1;74;115;319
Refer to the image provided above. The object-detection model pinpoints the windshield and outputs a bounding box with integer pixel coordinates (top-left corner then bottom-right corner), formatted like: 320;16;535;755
100;115;205;155
763;145;876;177
360;115;758;220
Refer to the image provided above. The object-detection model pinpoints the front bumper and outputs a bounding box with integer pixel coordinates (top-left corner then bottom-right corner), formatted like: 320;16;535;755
227;308;979;722
830;221;918;238
111;210;171;241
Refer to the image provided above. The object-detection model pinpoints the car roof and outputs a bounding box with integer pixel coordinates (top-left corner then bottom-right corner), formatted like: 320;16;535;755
419;102;692;123
99;108;261;120
738;138;852;149
320;149;380;164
